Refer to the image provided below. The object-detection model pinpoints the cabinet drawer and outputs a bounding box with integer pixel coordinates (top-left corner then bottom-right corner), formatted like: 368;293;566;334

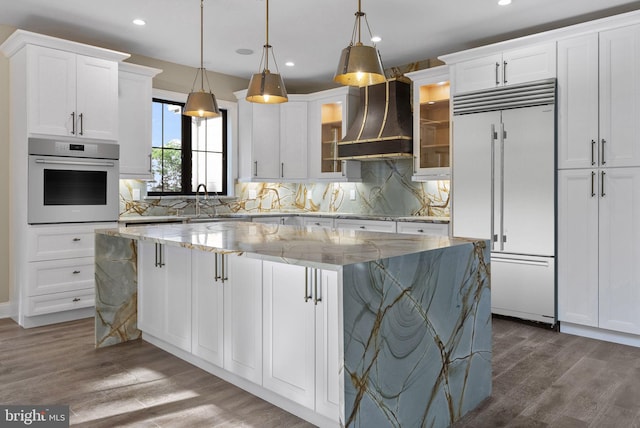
27;257;95;297
25;289;94;316
396;222;449;236
301;217;334;229
27;224;111;261
334;219;397;233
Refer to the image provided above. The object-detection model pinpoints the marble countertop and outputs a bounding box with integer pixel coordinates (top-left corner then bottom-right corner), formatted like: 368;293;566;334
118;212;450;224
98;221;473;269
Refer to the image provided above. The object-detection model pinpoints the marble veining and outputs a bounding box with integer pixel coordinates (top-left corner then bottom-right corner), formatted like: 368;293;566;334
95;234;140;348
119;159;450;219
342;241;491;427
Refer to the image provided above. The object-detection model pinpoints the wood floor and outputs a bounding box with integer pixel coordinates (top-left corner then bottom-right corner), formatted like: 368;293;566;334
2;316;640;427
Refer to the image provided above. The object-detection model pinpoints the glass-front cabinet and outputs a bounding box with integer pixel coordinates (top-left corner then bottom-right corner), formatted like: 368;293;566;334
308;86;361;181
407;66;451;180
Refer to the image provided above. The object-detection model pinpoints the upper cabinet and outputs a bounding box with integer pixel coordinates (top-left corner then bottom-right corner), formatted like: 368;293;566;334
558;25;640;169
118;62;162;179
235;91;308;181
27;45;120;140
0;30;129;142
307;86;361;181
406;66;451;180
452;42;556;94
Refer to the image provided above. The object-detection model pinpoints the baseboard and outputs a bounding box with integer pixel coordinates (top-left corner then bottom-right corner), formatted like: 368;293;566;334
0;301;13;319
560;321;640;348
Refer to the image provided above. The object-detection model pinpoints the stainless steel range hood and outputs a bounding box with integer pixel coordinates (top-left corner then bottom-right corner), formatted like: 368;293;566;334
337;79;413;160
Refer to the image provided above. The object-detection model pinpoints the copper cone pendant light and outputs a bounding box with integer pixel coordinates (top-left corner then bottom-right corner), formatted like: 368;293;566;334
246;0;288;104
334;0;386;87
184;0;220;118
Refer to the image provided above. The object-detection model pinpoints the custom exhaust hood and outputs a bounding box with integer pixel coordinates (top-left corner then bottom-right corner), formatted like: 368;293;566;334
337;79;413;160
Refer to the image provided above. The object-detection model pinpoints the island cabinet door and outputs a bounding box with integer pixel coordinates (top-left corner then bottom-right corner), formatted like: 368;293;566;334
137;241;192;352
262;261;316;409
223;254;264;384
191;251;224;367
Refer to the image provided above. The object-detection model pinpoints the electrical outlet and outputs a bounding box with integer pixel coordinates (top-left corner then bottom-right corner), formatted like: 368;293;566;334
307;190;312;200
248;189;257;200
132;189;141;201
349;189;356;201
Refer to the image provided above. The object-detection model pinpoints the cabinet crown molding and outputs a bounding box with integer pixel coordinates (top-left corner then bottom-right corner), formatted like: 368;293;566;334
0;29;130;62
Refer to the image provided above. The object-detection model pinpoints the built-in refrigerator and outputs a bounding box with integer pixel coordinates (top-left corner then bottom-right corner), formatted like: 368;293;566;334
452;79;556;324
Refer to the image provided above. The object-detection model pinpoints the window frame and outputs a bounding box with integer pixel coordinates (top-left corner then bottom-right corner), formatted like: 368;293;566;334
148;91;232;197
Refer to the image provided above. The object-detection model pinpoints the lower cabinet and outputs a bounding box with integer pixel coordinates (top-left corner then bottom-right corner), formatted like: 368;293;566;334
138;241;192;352
558;167;640;335
262;261;340;420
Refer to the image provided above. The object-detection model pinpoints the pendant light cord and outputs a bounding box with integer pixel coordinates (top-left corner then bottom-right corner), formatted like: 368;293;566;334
264;0;270;71
200;0;204;89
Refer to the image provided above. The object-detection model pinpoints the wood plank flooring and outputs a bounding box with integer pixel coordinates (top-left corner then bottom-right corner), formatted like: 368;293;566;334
3;316;640;427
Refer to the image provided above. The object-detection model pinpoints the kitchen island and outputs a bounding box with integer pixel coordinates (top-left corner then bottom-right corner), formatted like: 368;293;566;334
95;221;491;427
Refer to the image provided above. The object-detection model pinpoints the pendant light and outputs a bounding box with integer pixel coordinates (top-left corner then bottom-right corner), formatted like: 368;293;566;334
184;0;220;118
246;0;288;104
334;0;386;87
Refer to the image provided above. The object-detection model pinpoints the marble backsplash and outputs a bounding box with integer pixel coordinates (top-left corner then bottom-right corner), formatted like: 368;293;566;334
120;159;450;218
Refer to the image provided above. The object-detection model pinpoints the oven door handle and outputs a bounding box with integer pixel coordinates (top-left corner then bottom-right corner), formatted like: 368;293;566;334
34;159;116;168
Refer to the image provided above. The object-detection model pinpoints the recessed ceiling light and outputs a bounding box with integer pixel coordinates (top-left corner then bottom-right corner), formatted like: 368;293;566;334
236;48;254;55
285;61;295;67
498;0;511;5
371;36;382;43
132;19;146;26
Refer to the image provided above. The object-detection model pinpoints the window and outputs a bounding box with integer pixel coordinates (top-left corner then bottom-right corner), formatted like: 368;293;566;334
148;98;228;196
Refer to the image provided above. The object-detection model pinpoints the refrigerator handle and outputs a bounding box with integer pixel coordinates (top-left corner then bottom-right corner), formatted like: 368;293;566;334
490;124;497;250
500;122;506;251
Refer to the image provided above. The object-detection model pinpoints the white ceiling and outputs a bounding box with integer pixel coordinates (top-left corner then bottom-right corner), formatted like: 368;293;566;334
1;0;640;92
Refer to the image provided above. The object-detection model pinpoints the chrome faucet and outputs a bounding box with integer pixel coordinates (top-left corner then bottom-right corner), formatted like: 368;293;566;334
195;183;208;217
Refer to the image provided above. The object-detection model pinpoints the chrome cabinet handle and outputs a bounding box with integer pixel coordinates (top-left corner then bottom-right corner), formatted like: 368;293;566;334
495;62;500;85
214;253;220;282
601;139;606;165
154;243;165;268
72;297;81;302
499;122;506;251
254;161;258;177
591;140;596;166
313;269;321;306
281;162;284;178
72;237;81;242
148;153;152;173
221;255;228;282
503;61;508;84
72;270;81;274
79;113;84;135
359;226;366;229
70;112;76;135
591;171;596;197
304;267;311;302
601;171;606;197
417;229;424;233
314;222;321;226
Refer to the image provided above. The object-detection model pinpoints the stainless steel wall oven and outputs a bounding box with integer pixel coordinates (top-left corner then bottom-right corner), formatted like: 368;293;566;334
28;138;119;224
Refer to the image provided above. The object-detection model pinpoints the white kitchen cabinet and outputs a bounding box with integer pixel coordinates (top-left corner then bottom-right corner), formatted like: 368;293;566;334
453;42;556;94
396;221;449;236
191;250;225;367
138;241;192;352
558;167;640;334
26;44;119;140
118;62;161;179
558;25;640;169
235;91;309;181
334;218;397;233
223;252;264;384
262;261;340;420
406;66;451;180
280;101;308;179
307;86;362;181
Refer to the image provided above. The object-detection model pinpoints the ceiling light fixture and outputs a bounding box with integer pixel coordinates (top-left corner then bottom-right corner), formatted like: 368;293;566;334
246;0;288;104
184;0;220;118
498;0;512;5
334;0;386;87
132;19;146;26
